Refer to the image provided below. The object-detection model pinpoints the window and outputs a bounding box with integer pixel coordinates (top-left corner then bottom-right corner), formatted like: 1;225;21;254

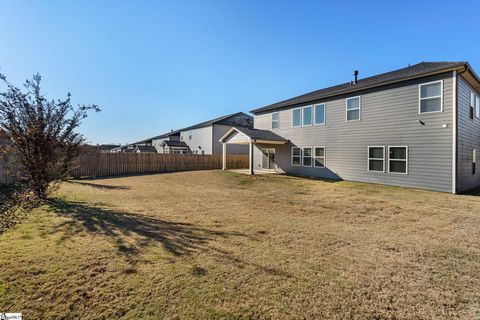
388;146;408;174
188;130;192;140
314;147;325;168
314;103;325;125
302;106;312;126
473;149;477;175
292;108;301;127
272;112;279;129
470;92;475;119
346;97;361;121
291;147;301;166
476;96;480;119
302;147;312;166
368;146;385;172
419;81;442;113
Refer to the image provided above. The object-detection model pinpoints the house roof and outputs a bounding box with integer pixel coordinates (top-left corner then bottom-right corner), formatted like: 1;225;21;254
97;144;120;151
220;127;288;144
163;140;189;148
251;62;476;114
135;145;157;153
135;112;253;144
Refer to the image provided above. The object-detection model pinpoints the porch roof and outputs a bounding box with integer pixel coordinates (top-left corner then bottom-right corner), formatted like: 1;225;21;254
219;127;288;145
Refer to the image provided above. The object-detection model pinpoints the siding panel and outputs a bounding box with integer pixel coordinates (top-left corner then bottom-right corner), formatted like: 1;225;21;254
457;76;480;192
253;73;454;192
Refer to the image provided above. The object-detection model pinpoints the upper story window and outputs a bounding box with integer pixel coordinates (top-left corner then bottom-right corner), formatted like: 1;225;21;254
476;95;480;119
419;81;442;113
302;106;312;126
346;97;361;121
188;130;193;140
292;108;301;127
272;112;279;129
470;91;475;119
314;103;325;125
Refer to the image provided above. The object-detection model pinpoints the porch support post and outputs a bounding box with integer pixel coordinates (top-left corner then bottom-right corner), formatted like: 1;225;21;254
222;143;227;170
249;141;254;175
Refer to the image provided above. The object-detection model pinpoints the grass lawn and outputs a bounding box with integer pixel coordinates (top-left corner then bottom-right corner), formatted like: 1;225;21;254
1;171;480;319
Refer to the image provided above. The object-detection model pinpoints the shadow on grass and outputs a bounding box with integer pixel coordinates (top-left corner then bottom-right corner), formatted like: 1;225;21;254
47;199;235;257
46;199;293;278
67;181;130;190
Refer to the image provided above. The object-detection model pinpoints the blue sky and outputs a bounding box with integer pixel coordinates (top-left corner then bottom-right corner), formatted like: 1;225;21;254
1;0;479;144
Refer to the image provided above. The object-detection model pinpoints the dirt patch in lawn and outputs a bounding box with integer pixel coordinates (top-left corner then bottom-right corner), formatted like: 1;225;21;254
1;170;479;319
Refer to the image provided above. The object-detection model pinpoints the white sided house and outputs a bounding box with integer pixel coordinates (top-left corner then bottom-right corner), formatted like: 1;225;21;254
135;112;253;155
220;62;480;193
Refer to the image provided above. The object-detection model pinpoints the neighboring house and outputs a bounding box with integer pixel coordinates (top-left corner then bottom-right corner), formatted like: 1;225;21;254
220;62;480;193
97;144;121;153
135;112;253;155
160;140;190;154
135;145;157;153
111;145;135;153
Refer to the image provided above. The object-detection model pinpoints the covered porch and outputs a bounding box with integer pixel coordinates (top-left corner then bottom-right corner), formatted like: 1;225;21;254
219;127;288;175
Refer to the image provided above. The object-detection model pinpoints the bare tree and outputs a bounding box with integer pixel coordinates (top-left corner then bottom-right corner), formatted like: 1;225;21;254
0;72;99;200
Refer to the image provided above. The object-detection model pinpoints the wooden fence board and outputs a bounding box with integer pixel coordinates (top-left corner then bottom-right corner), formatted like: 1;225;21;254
1;153;249;184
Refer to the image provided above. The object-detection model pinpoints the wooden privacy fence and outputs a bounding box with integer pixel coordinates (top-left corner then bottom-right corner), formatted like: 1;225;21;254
70;153;249;179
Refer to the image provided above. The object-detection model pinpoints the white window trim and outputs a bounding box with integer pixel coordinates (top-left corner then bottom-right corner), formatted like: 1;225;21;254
367;146;385;173
388;146;409;175
291;147;301;167
314;103;326;126
346;96;361;122
302;105;313;126
418;80;443;114
272;112;280;129
292;108;302;128
302;146;313;167
476;95;480;119
313;146;326;168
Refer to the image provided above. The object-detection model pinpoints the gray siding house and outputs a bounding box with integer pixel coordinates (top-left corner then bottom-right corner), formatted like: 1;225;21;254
220;62;480;193
135;112;253;155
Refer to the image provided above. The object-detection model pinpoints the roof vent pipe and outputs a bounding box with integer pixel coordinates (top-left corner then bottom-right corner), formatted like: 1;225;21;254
353;70;359;84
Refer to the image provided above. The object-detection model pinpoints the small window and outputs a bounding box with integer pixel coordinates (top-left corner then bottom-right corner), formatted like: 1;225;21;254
302;106;312;126
314;147;325;168
473;149;477;175
419;81;442;113
389;146;408;174
368;146;385;172
292;108;301;127
346;97;361;121
476;96;480;119
291;147;301;166
272;112;279;129
302;147;312;167
314;103;325;125
188;130;193;140
470;92;475;120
